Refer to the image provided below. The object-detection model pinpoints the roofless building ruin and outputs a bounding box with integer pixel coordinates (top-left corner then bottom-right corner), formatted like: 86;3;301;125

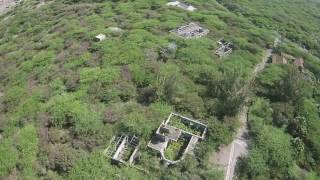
215;39;233;58
148;113;207;165
104;135;140;166
170;22;209;39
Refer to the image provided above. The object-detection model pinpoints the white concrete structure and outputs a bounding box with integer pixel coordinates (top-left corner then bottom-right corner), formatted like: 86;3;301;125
166;1;197;12
95;33;106;41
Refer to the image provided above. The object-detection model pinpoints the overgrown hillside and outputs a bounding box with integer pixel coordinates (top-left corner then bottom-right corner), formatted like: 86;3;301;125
218;0;320;179
219;0;320;57
0;0;319;179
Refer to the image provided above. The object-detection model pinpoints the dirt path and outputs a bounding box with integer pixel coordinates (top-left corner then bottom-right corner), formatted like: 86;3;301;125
211;38;279;180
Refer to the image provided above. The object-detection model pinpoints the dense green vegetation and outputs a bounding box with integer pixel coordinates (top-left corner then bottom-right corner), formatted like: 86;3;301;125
0;0;319;179
215;1;320;179
237;46;320;179
219;0;320;57
169;115;203;136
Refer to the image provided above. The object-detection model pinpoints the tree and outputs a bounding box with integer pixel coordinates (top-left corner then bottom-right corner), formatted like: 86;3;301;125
137;86;157;105
207;70;246;118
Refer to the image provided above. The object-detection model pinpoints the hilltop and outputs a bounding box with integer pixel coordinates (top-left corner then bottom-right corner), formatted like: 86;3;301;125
0;0;320;179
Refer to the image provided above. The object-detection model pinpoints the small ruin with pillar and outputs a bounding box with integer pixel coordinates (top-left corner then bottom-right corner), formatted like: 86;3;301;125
215;39;233;58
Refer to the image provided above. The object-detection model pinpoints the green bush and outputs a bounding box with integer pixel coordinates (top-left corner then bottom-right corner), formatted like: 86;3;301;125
16;124;39;178
45;94;102;136
0;138;19;177
48;144;78;173
79;67;120;85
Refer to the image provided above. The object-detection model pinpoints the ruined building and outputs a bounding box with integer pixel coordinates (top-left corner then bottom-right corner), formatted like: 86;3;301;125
148;113;207;165
272;52;304;71
215;39;233;58
170;22;209;39
104;135;140;166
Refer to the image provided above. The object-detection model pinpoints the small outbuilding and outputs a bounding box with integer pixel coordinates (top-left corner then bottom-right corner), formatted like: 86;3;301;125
95;33;106;41
272;52;304;71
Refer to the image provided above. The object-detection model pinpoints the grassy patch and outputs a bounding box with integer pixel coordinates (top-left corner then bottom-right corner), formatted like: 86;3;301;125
169;115;203;136
164;137;189;161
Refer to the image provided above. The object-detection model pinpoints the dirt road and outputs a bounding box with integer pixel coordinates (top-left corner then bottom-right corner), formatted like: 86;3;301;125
211;38;279;180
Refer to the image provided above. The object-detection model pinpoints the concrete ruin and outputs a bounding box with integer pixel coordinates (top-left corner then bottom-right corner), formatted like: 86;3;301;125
170;22;209;39
104;135;140;166
0;0;21;15
148;113;207;165
166;1;196;12
215;39;233;58
272;52;304;71
95;33;106;41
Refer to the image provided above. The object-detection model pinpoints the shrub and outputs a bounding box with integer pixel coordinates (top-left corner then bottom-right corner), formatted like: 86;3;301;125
118;111;155;138
64;73;80;92
3;86;26;112
137;86;157;105
79;67;120;85
68;152;115;180
45;95;102;136
48;144;78;173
